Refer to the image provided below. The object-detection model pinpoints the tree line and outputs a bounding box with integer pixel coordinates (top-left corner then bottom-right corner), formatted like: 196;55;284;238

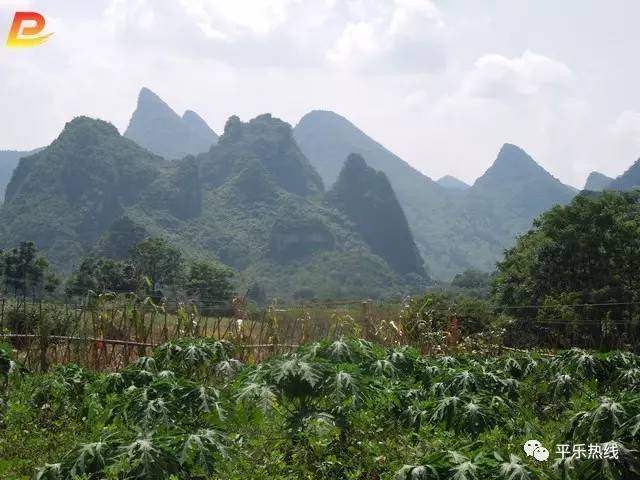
398;190;640;351
0;237;235;306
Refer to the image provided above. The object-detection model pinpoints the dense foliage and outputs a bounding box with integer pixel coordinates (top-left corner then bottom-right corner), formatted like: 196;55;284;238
65;237;234;304
0;241;59;297
2;339;639;479
493;191;640;349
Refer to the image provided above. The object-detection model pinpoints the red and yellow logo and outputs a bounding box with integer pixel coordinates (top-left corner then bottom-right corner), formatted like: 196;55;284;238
6;12;53;48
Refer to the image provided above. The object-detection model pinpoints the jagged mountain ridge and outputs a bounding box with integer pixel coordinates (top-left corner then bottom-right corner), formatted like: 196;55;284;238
124;88;218;159
295;112;577;278
0;114;427;299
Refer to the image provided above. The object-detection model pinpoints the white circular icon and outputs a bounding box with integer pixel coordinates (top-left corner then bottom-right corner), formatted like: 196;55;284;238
533;446;549;462
524;440;541;456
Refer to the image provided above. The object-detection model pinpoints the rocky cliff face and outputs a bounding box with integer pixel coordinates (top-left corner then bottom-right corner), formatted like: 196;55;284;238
269;218;335;262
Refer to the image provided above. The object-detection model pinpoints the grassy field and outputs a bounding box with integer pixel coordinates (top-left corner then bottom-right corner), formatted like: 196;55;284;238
1;337;639;479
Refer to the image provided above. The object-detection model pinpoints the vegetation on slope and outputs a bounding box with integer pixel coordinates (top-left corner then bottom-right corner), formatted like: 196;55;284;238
0;114;426;300
0;149;42;201
0;117;165;268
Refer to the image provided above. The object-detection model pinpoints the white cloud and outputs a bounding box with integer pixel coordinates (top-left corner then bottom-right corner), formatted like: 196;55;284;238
179;0;300;38
462;50;573;99
608;110;640;140
327;0;445;72
326;21;380;65
393;51;594;186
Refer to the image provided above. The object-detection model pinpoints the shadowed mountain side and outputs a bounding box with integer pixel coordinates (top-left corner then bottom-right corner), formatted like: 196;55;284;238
294;110;467;278
326;153;426;277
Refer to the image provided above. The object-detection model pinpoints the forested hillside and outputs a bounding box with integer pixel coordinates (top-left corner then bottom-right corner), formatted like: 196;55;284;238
0;114;427;300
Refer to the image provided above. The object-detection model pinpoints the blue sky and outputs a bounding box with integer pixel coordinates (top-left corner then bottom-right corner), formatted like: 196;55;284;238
1;0;639;187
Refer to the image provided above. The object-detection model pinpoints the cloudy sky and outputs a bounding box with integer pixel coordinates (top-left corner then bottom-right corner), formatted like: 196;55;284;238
1;0;640;187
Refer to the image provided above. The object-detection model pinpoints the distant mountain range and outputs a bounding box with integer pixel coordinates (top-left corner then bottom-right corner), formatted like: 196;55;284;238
294;110;465;278
2;88;640;291
124;87;218;159
294;112;577;278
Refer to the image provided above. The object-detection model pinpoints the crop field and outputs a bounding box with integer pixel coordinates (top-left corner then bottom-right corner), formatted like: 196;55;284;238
1;337;639;479
0;298;402;371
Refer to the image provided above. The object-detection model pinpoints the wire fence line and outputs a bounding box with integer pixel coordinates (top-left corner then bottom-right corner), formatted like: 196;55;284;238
1;295;638;371
0;296;393;371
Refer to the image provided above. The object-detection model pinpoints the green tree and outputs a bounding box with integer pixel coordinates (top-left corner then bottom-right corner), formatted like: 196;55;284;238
1;241;53;298
185;261;234;305
493;191;640;349
65;257;137;297
130;237;184;293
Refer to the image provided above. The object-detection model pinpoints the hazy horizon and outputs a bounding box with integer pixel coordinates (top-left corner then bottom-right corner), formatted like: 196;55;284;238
2;1;640;188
